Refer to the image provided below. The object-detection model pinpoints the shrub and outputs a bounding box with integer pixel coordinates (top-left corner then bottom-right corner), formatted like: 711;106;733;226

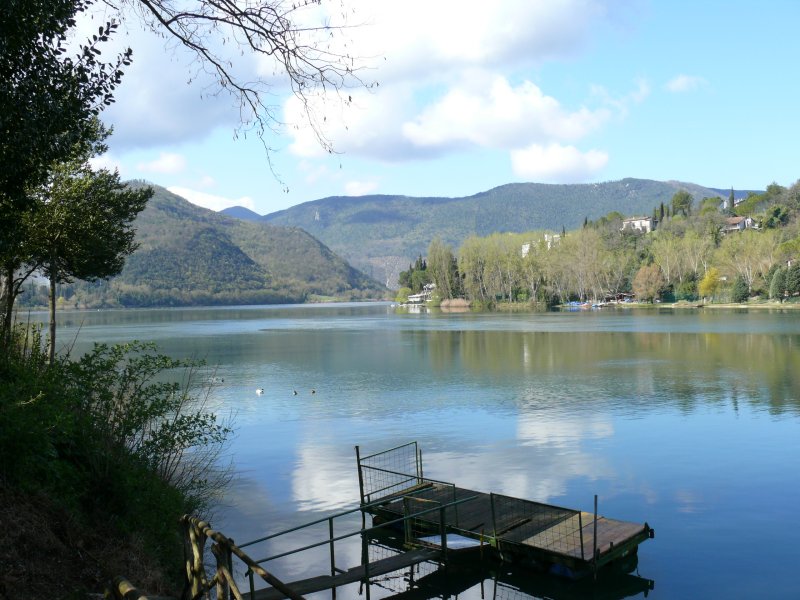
731;275;750;303
0;332;232;586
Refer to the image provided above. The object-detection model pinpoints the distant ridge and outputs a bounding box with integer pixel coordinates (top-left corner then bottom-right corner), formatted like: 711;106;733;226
71;185;387;306
258;178;732;286
220;205;262;221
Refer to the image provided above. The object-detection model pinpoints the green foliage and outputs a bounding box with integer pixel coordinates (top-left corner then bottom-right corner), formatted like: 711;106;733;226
731;275;750;302
0;0;131;259
763;204;790;228
671;190;694;217
632;264;665;302
263;179;721;286
769;267;786;300
398;255;430;293
395;287;412;303
0;331;230;583
65;186;387;307
675;279;698;301
699;196;723;214
698;267;721;300
787;263;800;296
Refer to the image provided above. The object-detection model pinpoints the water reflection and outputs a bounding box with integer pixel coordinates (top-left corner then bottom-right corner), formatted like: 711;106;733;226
39;306;800;598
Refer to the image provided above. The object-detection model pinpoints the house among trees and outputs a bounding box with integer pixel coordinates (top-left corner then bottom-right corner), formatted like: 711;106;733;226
621;216;656;233
407;283;436;303
521;233;561;258
723;216;758;233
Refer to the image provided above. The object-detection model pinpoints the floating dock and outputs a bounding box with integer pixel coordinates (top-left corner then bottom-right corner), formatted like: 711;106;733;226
199;442;654;600
356;442;654;580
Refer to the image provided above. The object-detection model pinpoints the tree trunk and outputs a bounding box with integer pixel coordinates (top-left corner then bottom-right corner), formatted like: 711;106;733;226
48;270;56;365
1;263;14;344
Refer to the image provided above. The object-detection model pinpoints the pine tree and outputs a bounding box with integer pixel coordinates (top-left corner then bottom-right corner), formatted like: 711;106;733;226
769;267;786;301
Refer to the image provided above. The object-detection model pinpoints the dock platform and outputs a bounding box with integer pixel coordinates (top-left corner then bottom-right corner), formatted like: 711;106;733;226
357;443;654;579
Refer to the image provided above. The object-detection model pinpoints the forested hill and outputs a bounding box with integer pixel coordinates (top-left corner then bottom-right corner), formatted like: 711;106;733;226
259;178;723;286
71;186;387;307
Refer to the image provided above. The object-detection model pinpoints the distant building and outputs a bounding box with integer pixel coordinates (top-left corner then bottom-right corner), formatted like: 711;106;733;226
521;234;561;258
407;283;436;303
621;216;656;233
723;216;757;233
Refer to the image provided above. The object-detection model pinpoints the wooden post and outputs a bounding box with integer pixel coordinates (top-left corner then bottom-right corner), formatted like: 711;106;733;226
439;506;448;566
329;518;337;600
593;495;599;579
212;542;230;600
183;516;207;599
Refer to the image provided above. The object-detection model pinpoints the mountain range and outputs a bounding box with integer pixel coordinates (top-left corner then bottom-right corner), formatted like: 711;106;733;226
224;178;737;287
73;185;388;306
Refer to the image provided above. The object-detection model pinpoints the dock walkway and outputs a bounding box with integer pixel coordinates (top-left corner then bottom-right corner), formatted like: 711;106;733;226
247;547;440;600
357;443;653;578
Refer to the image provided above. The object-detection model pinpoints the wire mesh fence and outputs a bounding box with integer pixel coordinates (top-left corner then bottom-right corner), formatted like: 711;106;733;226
357;442;421;503
365;537;439;594
493;580;546;600
402;496;445;545
490;493;585;559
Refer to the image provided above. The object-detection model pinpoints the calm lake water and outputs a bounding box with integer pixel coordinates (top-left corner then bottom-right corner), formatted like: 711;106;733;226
49;303;800;599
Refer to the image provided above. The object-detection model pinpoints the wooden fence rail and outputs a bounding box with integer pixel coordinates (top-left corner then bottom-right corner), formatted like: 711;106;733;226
181;515;305;600
104;575;175;600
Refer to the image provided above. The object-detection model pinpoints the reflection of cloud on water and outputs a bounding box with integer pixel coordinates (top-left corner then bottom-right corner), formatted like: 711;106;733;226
421;419;614;505
214;475;280;545
674;488;706;514
292;443;361;512
517;412;614;448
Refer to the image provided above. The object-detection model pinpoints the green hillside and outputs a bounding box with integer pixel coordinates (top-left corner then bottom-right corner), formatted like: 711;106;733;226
261;178;723;286
71;186;387;307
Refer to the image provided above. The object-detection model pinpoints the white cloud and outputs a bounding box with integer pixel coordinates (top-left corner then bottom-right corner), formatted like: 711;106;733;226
333;0;617;85
80;10;241;150
285;85;421;160
403;75;611;151
282;1;632;164
198;175;216;189
665;74;708;93
137;152;187;174
89;154;123;175
344;180;380;196
167;186;256;212
510;143;608;182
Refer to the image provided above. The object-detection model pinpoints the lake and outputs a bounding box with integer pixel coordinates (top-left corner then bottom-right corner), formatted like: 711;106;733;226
50;303;800;599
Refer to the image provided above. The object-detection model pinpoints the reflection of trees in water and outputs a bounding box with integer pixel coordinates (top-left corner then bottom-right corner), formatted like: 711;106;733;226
420;329;800;415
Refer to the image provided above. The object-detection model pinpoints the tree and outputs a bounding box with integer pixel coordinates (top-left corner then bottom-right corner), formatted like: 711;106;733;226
0;0;130;239
698;267;721;301
25;131;151;362
650;231;684;285
731;275;749;303
459;236;490;304
427;238;458;300
1;0;131;340
632;264;665;302
715;230;780;295
680;229;714;280
699;196;722;215
763;205;789;229
769;267;786;301
787;263;800;296
671;190;694;217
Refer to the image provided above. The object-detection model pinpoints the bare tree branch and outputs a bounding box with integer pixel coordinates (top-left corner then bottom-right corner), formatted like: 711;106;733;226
103;0;375;187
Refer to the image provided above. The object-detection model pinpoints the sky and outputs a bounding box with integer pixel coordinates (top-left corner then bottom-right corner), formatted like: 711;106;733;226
83;0;800;215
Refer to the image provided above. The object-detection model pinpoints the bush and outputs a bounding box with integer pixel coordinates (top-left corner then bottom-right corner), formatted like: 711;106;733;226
0;331;232;588
675;280;698;302
731;275;750;303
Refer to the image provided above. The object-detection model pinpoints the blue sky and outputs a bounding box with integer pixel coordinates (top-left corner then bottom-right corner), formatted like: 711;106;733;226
89;0;800;215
